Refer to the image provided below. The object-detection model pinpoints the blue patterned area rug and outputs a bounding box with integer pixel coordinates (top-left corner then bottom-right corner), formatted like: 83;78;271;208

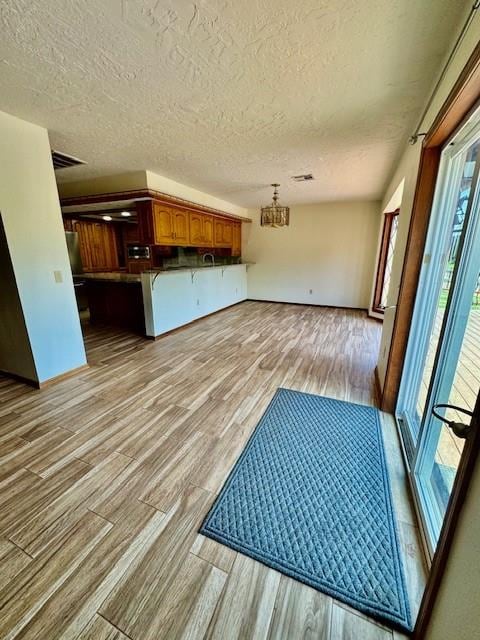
200;389;412;632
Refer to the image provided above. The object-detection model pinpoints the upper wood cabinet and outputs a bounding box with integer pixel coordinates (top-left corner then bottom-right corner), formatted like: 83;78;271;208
173;209;189;245
74;220;119;272
189;212;214;247
152;204;190;246
136;200;242;253
153;205;174;244
232;222;241;256
214;218;233;248
203;215;214;245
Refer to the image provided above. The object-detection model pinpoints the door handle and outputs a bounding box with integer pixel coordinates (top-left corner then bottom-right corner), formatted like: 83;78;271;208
432;403;474;439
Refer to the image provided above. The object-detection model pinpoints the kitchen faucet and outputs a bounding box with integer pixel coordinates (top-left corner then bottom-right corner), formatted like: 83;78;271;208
202;253;215;266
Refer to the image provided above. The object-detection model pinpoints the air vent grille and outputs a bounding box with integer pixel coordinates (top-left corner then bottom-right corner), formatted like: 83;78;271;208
292;173;314;182
51;150;86;170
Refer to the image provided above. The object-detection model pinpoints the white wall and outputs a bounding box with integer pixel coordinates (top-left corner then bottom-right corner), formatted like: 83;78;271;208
243;201;380;309
375;7;480;388
0;109;86;383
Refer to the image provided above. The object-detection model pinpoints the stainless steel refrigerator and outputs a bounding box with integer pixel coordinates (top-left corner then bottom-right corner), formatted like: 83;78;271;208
65;231;87;311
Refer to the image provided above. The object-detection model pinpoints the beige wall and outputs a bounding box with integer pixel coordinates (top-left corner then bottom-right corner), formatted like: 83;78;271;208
243;201;380;308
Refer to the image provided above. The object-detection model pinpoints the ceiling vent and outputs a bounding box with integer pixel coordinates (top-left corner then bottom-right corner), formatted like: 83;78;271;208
51;150;86;171
292;173;314;182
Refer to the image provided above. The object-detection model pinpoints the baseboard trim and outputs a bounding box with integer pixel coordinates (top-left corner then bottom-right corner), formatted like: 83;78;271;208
374;366;383;408
37;364;90;389
246;299;368;313
148;300;247;340
0;369;39;388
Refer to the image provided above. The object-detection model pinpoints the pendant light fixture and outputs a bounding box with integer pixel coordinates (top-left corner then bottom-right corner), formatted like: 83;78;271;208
261;183;290;227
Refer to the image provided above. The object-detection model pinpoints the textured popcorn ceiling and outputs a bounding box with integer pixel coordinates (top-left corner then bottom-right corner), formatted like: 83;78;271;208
0;0;467;206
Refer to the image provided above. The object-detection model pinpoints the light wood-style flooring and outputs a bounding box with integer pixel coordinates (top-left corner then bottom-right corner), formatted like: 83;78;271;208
0;301;427;639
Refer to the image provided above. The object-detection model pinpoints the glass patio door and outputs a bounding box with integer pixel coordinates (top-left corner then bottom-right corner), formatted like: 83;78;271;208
396;110;480;555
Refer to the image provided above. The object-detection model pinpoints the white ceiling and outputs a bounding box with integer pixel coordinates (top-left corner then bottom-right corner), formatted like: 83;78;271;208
0;0;468;206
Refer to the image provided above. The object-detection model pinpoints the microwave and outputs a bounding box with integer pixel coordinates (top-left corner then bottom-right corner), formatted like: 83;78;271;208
127;245;150;260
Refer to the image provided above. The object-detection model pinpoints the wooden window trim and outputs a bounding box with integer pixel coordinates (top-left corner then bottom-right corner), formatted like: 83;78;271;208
372;209;400;314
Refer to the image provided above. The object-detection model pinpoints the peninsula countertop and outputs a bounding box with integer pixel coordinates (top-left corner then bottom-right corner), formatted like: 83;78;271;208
79;263;251;283
79;272;142;283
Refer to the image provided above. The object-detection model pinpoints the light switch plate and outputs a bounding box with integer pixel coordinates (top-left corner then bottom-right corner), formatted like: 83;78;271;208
54;270;63;283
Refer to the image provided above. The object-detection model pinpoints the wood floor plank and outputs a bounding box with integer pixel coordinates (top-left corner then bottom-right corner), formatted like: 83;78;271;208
76;614;130;639
206;554;282;640
0;302;426;639
9;501;161;640
0;460;92;538
99;485;213;639
0;510;112;640
190;533;237;573
138;431;212;511
9;453;132;556
0;539;32;591
267;575;332;639
330;603;393;639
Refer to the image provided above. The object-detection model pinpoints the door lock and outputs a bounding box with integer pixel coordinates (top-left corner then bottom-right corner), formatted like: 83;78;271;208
432;403;474;440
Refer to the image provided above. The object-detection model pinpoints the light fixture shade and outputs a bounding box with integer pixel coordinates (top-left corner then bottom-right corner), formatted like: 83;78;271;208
261;184;289;227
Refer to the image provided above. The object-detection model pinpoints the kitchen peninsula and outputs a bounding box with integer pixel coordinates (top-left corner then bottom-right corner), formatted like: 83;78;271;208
81;264;248;338
142;263;247;337
63;189;250;338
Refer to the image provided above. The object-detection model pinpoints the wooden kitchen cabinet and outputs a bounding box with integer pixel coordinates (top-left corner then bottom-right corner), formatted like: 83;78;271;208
153;204;190;246
74;220;119;272
189;212;214;247
214;218;233;248
136;199;241;252
153;205;174;244
232;222;241;256
173;209;189;244
204;216;214;245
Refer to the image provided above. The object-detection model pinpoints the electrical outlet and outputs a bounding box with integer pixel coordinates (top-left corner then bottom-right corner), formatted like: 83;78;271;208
53;270;63;283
